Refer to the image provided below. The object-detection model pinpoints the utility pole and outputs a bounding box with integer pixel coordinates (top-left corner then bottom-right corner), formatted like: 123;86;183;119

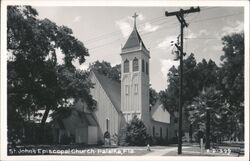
165;7;200;155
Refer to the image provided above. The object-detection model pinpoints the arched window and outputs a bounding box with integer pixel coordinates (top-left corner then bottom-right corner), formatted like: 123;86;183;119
124;59;129;73
146;62;149;75
142;59;145;72
134;84;138;94
133;57;139;71
106;118;109;131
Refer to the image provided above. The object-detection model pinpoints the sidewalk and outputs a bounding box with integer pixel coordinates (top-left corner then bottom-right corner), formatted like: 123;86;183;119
144;147;178;156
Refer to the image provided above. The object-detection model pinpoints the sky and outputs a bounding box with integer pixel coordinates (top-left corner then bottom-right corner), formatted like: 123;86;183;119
34;6;244;92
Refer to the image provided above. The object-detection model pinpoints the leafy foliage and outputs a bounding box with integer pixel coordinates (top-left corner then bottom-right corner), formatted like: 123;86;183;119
159;32;244;142
7;6;95;143
149;87;158;107
188;87;222;125
219;32;244;123
125;115;148;146
187;87;223;144
159;66;178;114
89;60;121;82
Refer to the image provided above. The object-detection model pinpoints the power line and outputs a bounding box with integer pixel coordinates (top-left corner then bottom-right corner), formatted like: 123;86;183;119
85;17;169;47
84;15;173;44
88;20;178;50
88;11;243;51
190;11;243;23
86;7;242;48
184;37;221;39
200;7;220;11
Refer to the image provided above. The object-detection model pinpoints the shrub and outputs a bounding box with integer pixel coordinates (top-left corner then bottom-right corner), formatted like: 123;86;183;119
168;136;178;144
97;140;104;146
60;134;74;144
125;115;148;146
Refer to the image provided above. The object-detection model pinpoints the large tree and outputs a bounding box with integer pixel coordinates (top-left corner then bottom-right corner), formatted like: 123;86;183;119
158;54;221;139
89;60;121;82
159;53;199;115
7;6;95;143
159;32;244;142
187;87;223;148
218;32;244;141
219;32;244;123
149;87;158;107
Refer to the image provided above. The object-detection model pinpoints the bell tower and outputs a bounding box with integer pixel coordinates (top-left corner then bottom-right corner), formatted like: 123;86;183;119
120;13;151;130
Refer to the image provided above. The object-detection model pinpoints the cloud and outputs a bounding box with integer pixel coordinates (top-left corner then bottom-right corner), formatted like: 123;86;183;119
115;18;132;38
211;44;223;51
116;13;159;38
222;21;243;35
160;59;179;79
138;14;145;21
157;35;177;50
141;22;160;33
73;16;81;22
186;29;209;39
198;29;209;36
202;44;222;53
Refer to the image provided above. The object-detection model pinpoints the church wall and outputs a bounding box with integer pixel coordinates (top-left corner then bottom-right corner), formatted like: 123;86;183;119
61;110;88;136
53;110;89;144
90;73;120;142
88;126;98;144
151;103;171;124
75;127;88;144
121;51;150;121
151;121;175;141
140;54;151;133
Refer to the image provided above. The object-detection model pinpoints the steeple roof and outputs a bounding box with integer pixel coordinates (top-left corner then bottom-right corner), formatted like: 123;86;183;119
122;28;146;50
122;13;147;50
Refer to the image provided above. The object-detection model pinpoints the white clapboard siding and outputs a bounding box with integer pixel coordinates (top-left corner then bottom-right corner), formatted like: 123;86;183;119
90;73;120;141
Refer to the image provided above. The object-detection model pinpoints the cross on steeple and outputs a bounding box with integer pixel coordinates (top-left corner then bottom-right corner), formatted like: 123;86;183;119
132;12;138;29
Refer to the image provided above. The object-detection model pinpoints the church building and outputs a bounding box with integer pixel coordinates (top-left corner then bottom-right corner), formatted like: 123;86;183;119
52;13;176;145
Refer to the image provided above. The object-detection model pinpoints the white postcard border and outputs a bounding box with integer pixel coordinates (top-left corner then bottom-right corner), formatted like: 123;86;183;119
1;1;249;161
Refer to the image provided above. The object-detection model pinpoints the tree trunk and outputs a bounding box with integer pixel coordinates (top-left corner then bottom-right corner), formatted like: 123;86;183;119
205;109;210;149
189;124;193;143
39;106;50;144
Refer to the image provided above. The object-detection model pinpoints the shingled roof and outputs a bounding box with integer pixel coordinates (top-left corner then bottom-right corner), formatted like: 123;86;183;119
92;70;122;114
122;27;147;50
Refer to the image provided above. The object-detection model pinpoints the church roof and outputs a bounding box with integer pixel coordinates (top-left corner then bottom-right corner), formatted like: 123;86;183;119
52;109;98;129
91;71;172;122
92;70;122;114
122;28;146;50
151;100;171;124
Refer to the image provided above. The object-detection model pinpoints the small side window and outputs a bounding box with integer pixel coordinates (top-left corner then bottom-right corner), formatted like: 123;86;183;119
146;62;149;75
134;84;138;94
142;59;145;72
125;85;129;95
